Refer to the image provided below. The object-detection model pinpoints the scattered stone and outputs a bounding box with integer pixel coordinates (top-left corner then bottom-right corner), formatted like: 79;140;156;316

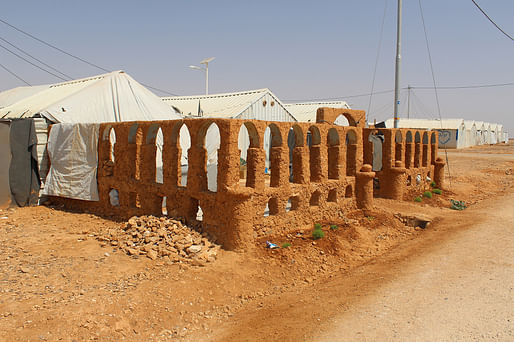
147;250;158;260
187;245;202;254
94;215;220;265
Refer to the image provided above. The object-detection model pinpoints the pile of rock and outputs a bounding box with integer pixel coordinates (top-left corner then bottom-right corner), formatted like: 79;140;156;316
97;216;219;264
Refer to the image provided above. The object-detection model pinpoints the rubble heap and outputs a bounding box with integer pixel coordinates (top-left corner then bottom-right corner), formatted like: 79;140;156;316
97;216;220;264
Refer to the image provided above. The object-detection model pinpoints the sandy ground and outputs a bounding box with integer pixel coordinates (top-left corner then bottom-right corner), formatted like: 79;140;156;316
317;192;514;341
0;142;513;341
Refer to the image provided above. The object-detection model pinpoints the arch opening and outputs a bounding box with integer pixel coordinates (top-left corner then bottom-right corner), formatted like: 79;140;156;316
264;124;283;187
288;125;304;183
308;126;322;182
328;189;338;203
178;124;191;187
394;131;402;163
405;131;413;169
345;185;353;198
155;127;163;184
238;122;260;187
310;190;321;206
345;130;358;176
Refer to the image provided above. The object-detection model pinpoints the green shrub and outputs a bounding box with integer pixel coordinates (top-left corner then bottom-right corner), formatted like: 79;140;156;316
312;223;325;240
430;181;436;188
414;196;422;202
433;188;442;195
330;224;338;230
281;242;291;248
450;199;467;210
312;229;325;240
423;191;433;199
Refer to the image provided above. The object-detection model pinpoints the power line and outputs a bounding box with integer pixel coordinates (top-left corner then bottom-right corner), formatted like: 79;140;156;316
0;62;31;86
0;36;72;80
411;82;514;89
367;0;389;117
0;17;110;72
0;18;181;95
140;83;179;96
418;0;452;188
283;81;514;102
471;0;514;42
0;42;68;81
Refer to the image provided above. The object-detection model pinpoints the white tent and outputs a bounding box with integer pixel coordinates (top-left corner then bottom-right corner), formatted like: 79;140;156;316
474;121;485;145
0;84;51;109
284;101;351;123
463;120;476;148
0;70;180;123
381;118;466;148
0;71;181;202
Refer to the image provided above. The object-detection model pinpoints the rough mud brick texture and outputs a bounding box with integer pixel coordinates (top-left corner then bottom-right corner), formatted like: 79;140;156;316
50;109;442;250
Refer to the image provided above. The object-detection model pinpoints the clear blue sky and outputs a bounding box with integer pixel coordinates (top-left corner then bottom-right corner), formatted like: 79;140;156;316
2;0;513;133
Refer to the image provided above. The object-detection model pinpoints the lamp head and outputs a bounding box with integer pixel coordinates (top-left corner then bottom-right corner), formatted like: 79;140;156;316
200;57;215;65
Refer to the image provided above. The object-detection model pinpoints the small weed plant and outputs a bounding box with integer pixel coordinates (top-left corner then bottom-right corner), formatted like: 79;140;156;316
312;223;325;240
281;242;291;248
414;196;422;202
430;181;437;188
423;191;433;199
330;224;338;230
433;188;442;195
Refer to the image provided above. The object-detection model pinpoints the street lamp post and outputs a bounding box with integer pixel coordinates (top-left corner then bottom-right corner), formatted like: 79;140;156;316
189;57;215;95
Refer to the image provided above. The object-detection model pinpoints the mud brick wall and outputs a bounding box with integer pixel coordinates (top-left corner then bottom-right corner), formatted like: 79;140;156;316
52;109;443;250
362;128;441;200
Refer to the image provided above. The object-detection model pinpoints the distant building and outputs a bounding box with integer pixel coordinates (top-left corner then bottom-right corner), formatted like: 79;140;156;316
375;118;508;148
162;88;296;122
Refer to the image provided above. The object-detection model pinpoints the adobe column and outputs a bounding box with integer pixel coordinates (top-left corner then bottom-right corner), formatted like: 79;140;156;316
387;161;407;200
355;164;375;210
434;157;446;189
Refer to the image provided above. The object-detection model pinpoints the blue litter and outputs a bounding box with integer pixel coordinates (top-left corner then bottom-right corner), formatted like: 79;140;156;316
266;241;279;249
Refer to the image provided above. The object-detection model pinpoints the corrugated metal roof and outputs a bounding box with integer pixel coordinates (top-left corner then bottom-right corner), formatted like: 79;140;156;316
284;101;350;122
161;88;296;121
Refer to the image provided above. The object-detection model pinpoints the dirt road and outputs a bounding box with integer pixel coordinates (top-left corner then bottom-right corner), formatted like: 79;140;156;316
317;193;514;341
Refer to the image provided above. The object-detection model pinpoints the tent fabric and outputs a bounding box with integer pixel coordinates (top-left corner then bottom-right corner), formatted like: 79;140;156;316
42;123;100;201
0;71;181;123
8;119;40;206
0;85;50;109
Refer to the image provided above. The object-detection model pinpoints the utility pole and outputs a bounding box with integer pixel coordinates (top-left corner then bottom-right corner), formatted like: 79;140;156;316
394;0;402;128
407;85;411;119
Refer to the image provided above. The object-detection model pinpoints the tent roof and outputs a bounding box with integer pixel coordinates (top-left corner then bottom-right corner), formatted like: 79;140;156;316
0;71;180;123
381;118;465;130
0;84;50;108
162;88;296;120
284;101;350;122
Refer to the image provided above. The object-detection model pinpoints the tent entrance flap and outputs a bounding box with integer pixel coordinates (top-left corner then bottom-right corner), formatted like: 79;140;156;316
42;123;100;201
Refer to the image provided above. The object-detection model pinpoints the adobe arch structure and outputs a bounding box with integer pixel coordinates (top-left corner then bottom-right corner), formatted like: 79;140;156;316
49;108;444;251
316;108;366;128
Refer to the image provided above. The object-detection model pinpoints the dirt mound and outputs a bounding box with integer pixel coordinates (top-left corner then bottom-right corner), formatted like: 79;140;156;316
93;215;220;265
